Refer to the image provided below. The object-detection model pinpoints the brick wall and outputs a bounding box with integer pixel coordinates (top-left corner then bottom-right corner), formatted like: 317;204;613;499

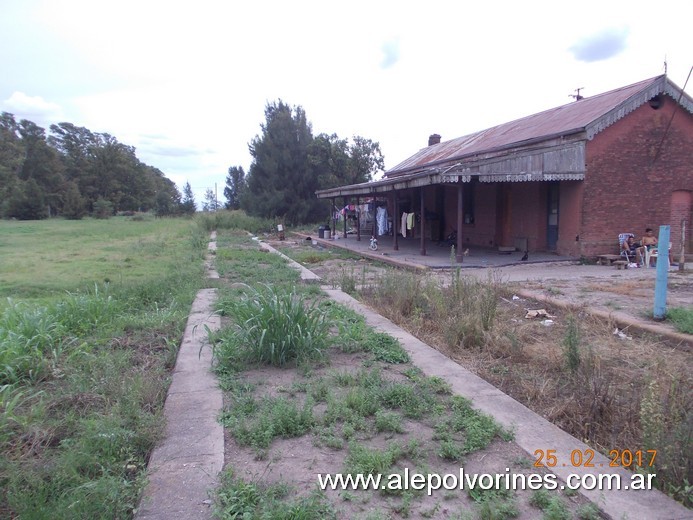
580;95;693;257
442;182;547;251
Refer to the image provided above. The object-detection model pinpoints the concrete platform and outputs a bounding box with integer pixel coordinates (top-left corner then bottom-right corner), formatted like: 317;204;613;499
322;289;692;520
135;236;223;520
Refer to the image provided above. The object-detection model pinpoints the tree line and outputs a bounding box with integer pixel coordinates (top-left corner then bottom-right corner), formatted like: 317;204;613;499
223;100;385;225
0;112;187;219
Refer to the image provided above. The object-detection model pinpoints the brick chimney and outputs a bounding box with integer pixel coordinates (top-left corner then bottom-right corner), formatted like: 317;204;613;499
428;134;441;146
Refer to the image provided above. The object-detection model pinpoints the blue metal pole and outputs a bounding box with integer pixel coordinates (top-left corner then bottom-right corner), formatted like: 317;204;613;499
653;225;670;320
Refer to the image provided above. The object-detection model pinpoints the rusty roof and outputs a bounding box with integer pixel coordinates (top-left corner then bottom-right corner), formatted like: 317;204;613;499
386;75;693;177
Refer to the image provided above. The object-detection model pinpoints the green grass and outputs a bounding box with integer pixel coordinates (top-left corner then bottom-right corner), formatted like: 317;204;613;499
214;469;336;519
196;209;277;235
219;395;316;454
0;216;208;518
0;217;203;299
666;306;693;334
344;442;403;476
529;489;570;520
211;284;331;369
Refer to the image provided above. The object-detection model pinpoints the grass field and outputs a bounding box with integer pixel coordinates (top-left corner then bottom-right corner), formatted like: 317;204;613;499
0;216;206;299
0;215;209;518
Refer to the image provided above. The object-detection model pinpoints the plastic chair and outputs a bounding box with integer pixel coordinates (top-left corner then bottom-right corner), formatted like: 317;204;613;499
645;242;671;268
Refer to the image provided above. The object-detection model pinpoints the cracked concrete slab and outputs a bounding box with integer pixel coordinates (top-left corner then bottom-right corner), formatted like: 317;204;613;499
135;240;223;520
323;288;691;520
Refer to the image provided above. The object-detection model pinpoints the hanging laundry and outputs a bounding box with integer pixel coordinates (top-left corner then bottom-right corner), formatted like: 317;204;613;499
376;206;388;236
401;212;408;238
407;212;415;230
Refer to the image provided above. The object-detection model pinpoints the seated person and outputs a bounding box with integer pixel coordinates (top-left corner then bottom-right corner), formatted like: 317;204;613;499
621;235;641;263
638;228;658;265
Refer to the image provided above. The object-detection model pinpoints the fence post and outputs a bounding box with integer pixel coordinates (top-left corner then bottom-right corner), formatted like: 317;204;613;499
653;225;670;320
679;219;686;271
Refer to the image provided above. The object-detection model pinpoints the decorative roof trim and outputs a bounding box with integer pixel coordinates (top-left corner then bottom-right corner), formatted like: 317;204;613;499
586;76;693;139
479;172;584;183
440;174;472;183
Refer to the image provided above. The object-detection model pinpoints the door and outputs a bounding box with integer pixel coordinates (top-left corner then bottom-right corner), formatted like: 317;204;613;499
495;184;512;247
547;182;559;251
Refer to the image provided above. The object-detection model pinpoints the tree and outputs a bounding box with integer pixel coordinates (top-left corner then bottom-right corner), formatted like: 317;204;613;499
18;120;65;215
223;166;246;210
242;100;324;224
155;182;181;216
347;136;384;185
47;122;173;213
6;178;48;220
309;133;350;190
92;197;113;219
202;188;220;212
180;181;196;214
0;113;24;216
48;122;98;204
62;181;86;219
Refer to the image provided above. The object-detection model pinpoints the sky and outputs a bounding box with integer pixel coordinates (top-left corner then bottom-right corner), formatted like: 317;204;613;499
1;0;691;205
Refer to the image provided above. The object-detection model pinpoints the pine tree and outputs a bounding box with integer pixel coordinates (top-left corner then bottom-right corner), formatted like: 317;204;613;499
224;166;246;210
180;181;197;214
202;188;219;211
242;100;324;224
62;181;86;219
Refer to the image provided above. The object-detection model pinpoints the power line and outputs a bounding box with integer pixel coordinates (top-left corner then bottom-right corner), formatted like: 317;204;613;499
651;65;692;165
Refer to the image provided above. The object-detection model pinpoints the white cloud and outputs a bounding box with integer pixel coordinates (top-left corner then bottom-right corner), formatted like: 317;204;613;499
569;27;630;62
2;91;63;123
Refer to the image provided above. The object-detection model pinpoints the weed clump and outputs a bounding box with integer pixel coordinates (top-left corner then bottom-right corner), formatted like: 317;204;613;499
212;285;330;369
562;314;581;374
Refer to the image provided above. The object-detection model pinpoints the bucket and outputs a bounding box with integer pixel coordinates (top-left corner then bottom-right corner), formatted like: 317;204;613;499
324;229;331;239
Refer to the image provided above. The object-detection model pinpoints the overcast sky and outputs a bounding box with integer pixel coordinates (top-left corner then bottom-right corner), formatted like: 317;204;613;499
1;0;691;204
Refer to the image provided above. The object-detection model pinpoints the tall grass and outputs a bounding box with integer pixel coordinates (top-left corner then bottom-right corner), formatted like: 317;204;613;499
0;217;208;518
195;210;276;235
0;300;65;385
211;285;330;369
361;269;500;350
353;265;690;506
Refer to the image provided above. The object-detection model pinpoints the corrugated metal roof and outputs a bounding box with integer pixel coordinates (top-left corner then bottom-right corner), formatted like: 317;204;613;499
386;75;692;177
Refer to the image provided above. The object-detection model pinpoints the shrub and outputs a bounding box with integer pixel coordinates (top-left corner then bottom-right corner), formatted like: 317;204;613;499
562;315;581;374
92;198;113;219
212;285;330;368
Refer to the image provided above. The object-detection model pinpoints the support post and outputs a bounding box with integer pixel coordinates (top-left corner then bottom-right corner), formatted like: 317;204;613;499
343;196;347;239
679;219;686;271
356;197;361;241
393;194;399;251
653;225;670;320
331;197;336;237
420;187;426;256
456;183;464;262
